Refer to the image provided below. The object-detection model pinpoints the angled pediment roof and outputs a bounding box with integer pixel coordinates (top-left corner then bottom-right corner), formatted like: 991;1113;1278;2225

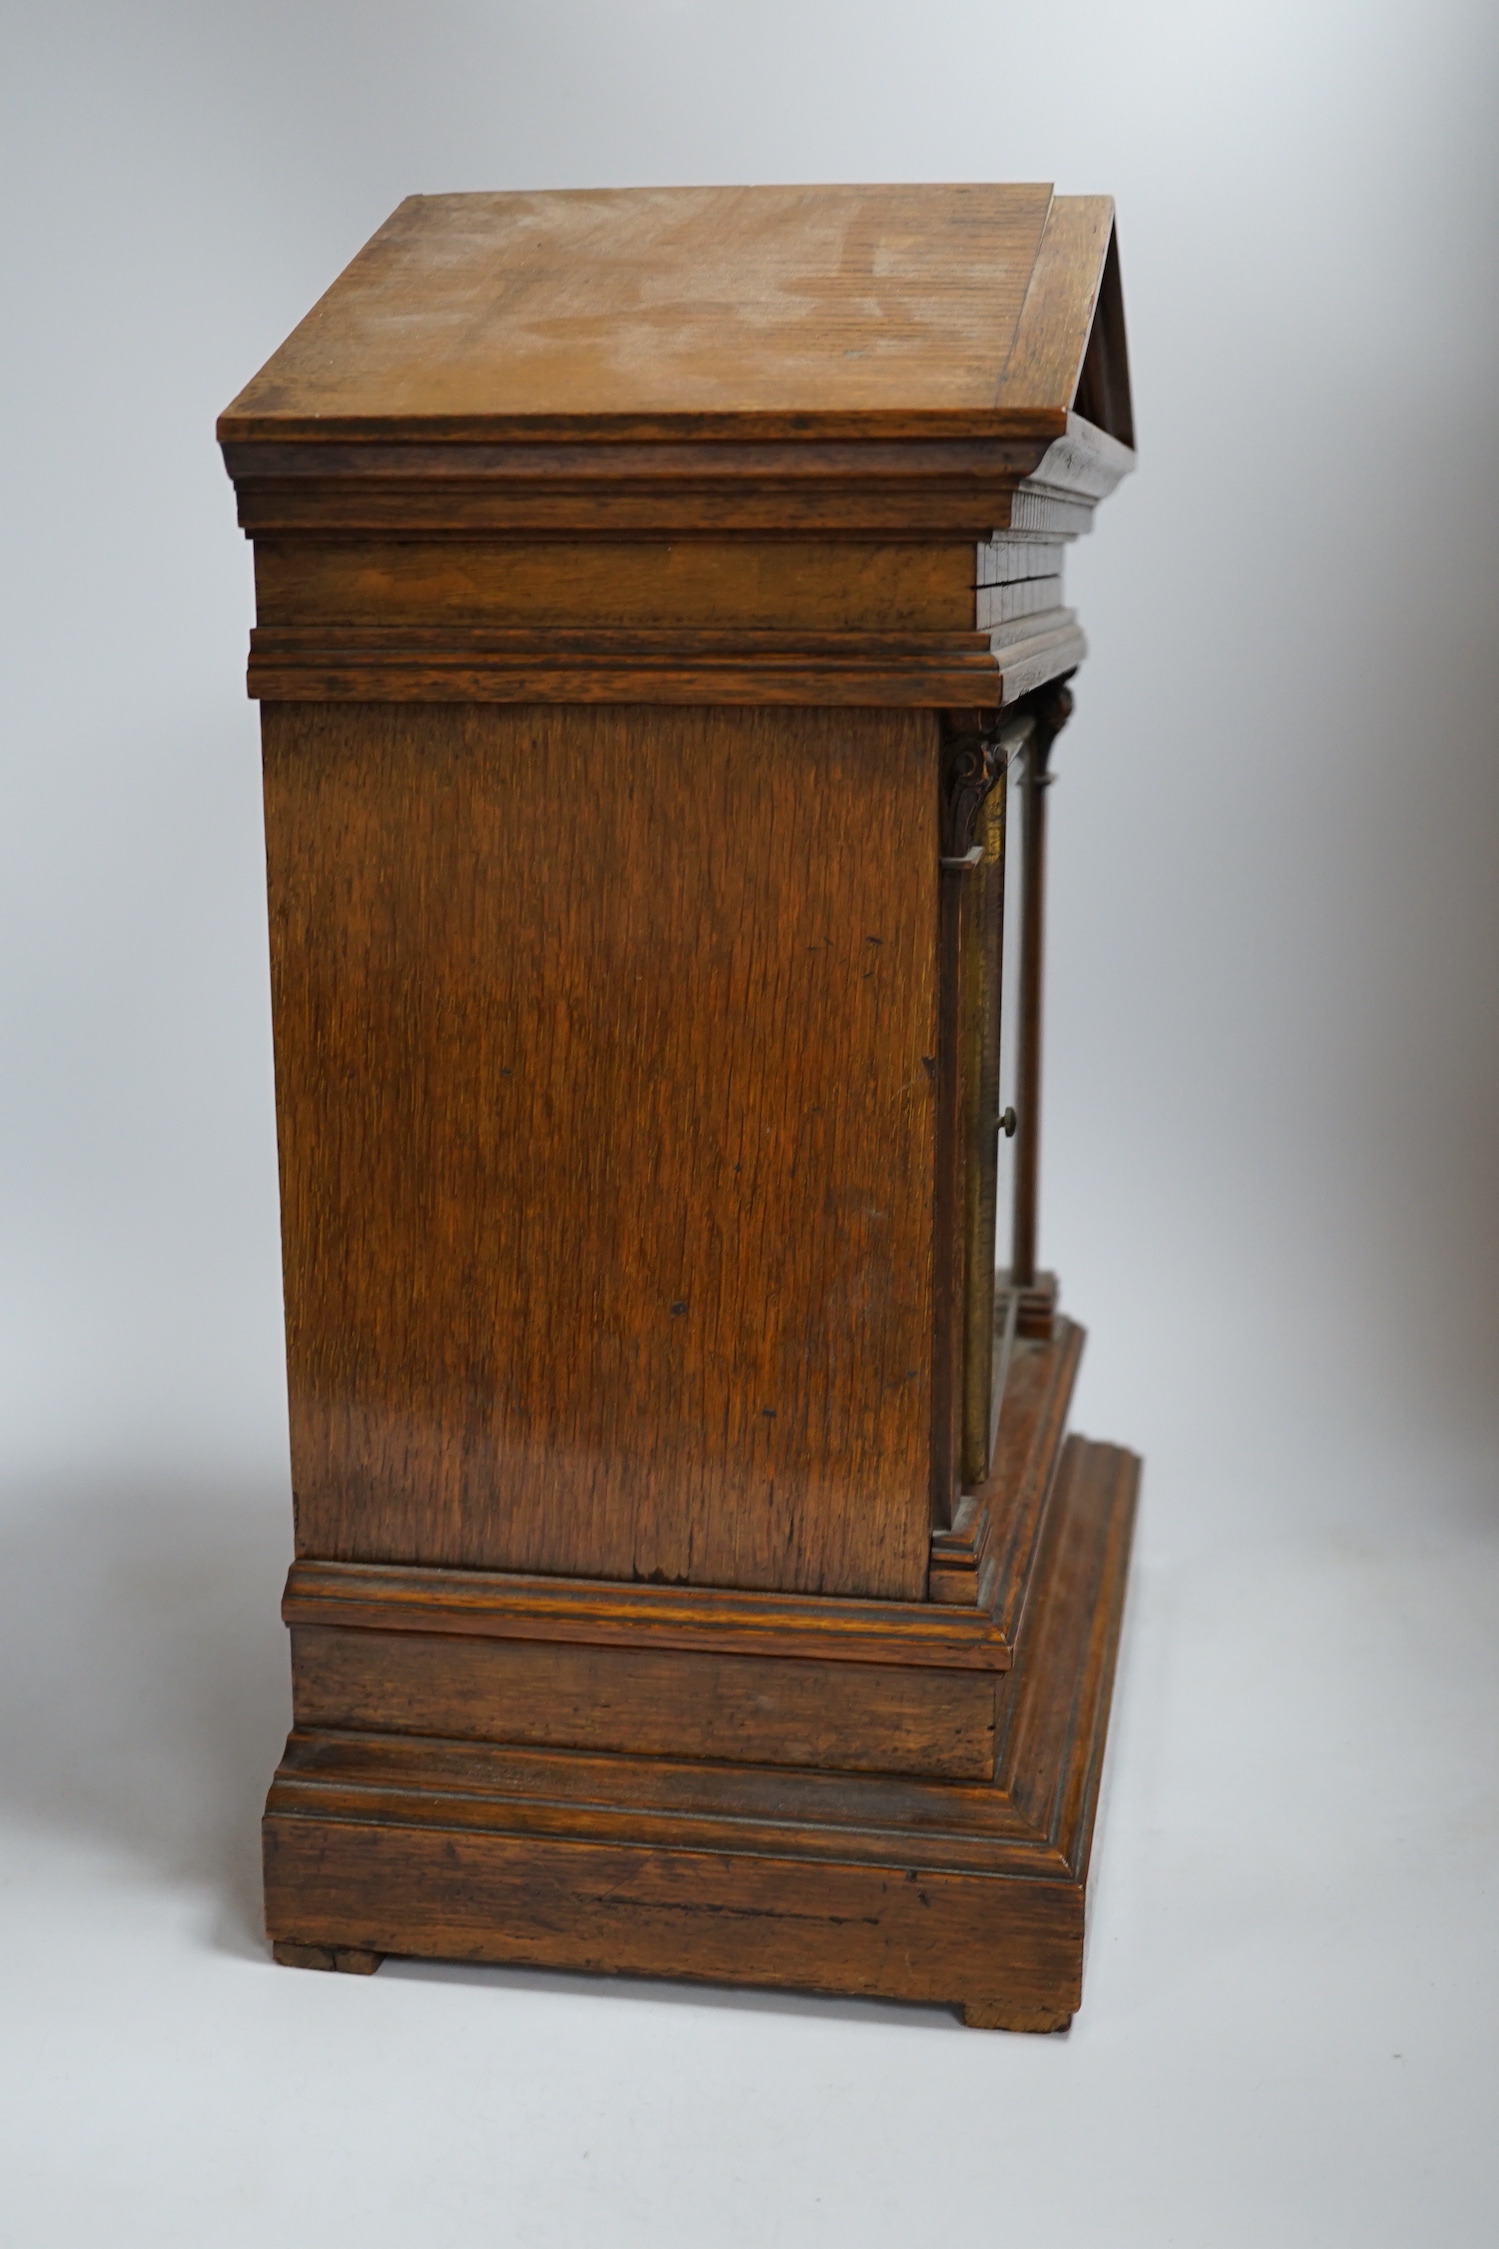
220;184;1133;447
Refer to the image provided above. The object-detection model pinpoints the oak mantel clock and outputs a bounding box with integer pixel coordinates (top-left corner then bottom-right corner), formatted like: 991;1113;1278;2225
220;183;1138;2032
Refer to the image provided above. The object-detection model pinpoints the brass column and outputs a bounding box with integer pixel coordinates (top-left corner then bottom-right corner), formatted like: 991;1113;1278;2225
1011;675;1075;1298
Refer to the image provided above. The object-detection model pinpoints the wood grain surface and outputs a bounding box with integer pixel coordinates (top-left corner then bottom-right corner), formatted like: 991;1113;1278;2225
251;537;979;631
265;700;941;1597
221;185;1062;439
289;1624;999;1780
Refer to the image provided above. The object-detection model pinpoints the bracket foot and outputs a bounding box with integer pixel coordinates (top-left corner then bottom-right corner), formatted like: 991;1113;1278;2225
272;1941;383;1975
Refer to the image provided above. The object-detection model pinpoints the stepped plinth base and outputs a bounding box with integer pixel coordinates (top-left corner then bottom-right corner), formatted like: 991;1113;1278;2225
266;1323;1137;2033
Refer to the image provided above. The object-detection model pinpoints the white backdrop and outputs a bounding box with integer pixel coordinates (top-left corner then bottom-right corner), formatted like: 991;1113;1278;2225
3;3;1498;2242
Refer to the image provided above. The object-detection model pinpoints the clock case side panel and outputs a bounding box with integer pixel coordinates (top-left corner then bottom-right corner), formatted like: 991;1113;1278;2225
261;698;941;1602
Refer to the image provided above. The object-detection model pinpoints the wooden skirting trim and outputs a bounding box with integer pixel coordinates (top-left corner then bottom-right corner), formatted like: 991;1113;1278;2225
283;1555;1016;1673
246;612;1085;706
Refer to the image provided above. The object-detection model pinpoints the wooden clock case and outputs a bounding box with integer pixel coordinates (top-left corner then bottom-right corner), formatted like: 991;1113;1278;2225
219;183;1139;2031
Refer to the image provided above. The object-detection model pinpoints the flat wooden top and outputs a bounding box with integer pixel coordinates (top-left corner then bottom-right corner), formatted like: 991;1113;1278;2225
220;185;1122;443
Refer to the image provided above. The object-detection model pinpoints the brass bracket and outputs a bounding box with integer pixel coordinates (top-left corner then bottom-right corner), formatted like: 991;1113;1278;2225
939;719;1005;868
939;709;1031;869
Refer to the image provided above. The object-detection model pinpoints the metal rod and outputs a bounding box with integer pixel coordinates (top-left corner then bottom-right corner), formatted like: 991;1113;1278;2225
1010;677;1074;1288
931;852;966;1528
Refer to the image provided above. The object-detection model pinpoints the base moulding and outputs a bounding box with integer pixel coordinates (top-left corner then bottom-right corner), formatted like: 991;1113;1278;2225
264;1422;1137;2033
